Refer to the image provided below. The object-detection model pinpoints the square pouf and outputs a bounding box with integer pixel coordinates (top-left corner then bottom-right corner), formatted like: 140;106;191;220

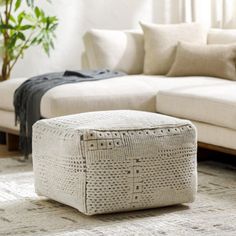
33;110;197;215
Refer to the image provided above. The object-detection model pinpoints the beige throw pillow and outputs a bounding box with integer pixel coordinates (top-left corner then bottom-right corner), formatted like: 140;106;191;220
140;22;207;75
167;42;236;81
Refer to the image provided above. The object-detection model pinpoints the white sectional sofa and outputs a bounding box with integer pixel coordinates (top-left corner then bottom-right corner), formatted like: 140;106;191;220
0;25;236;154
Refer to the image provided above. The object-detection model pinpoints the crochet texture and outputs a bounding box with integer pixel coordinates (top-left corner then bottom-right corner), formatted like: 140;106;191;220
33;110;197;215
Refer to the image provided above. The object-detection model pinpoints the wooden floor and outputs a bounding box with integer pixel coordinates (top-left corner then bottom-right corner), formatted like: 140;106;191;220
0;144;21;158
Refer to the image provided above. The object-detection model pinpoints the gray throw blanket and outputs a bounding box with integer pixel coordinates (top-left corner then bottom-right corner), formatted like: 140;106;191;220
14;69;126;158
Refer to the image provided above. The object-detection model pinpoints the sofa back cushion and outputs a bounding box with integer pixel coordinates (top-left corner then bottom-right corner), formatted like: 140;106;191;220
83;29;144;75
140;22;207;75
208;29;236;44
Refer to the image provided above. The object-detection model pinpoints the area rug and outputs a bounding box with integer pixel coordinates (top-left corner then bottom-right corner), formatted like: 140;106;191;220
0;158;235;236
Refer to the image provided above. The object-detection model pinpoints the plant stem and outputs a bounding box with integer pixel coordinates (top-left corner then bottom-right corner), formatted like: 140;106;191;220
1;0;10;80
8;0;14;19
1;0;15;80
9;30;35;73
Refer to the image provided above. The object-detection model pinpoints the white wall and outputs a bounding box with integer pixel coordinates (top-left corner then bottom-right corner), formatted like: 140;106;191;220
12;0;153;77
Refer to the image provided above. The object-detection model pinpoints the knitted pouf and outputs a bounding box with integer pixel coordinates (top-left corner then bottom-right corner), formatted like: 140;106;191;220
32;110;197;215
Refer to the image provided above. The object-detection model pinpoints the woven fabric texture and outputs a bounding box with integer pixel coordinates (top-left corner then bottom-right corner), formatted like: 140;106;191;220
32;110;197;215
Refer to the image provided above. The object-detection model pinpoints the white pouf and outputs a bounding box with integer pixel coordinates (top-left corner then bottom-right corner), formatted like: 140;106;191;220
33;110;197;215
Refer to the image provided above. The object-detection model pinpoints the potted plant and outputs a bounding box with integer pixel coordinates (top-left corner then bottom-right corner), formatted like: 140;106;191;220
0;0;58;81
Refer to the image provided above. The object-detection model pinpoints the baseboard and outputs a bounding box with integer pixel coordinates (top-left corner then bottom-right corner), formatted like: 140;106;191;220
198;142;236;156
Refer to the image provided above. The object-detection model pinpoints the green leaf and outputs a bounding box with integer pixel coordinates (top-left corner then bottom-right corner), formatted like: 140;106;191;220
7;34;18;48
20;25;32;30
0;24;15;30
50;40;54;49
15;0;21;11
30;37;38;45
43;42;50;55
46;17;50;29
9;15;16;24
49;23;58;31
34;6;40;18
23;13;37;23
17;11;26;24
17;32;26;41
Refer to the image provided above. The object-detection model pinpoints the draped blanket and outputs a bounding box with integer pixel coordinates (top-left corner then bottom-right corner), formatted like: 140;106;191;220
14;69;126;158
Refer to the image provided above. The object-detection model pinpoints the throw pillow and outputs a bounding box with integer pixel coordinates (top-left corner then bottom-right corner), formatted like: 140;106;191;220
83;29;144;75
167;41;236;81
140;22;207;75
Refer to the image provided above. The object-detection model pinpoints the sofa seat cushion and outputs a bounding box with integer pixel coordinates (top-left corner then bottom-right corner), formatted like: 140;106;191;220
0;76;157;115
41;75;229;118
41;75;158;118
0;76;230;118
156;81;236;130
0;78;27;111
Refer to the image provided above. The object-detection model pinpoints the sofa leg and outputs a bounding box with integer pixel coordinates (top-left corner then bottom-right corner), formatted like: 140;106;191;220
0;132;6;145
6;133;19;151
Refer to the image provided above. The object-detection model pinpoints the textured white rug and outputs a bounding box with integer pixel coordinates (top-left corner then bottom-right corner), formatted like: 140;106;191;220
0;158;235;236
